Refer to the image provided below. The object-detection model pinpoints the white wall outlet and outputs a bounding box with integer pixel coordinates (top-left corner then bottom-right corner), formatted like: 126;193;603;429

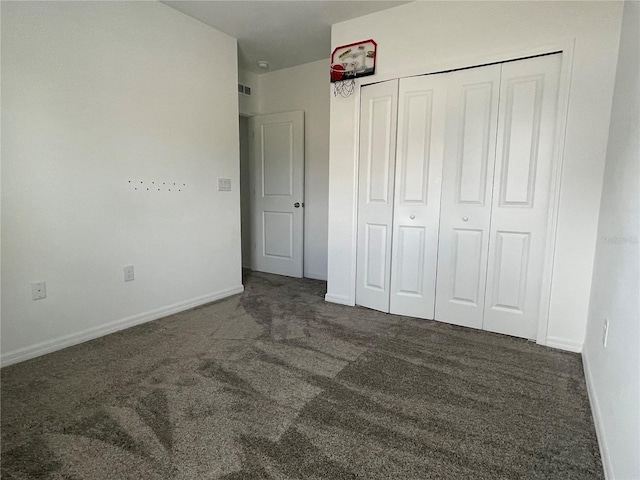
31;282;47;300
602;318;610;348
123;265;135;282
217;178;232;191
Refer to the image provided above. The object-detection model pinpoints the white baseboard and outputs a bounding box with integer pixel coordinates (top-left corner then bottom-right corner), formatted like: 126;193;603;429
582;353;613;479
304;271;327;281
324;293;354;306
545;335;583;353
0;285;244;368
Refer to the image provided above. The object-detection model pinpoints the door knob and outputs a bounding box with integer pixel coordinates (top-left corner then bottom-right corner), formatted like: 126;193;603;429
409;214;415;220
294;202;300;208
462;216;469;222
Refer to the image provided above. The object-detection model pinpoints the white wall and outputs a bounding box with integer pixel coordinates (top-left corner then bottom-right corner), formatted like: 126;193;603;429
1;2;243;365
238;68;260;269
326;1;623;351
582;2;640;478
259;60;330;280
238;68;260;116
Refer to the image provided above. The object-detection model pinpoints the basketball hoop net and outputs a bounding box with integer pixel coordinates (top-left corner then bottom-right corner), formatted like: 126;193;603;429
330;63;356;98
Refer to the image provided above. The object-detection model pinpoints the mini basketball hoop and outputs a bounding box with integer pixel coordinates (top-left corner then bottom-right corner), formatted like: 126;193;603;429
330;63;356;98
330;39;377;98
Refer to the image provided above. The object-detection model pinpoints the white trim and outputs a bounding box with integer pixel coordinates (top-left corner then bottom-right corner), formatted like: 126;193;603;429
324;293;354;306
545;335;583;353
349;85;364;306
583;353;613;479
536;39;576;347
350;40;575;345
359;38;577;87
0;285;245;368
304;271;327;281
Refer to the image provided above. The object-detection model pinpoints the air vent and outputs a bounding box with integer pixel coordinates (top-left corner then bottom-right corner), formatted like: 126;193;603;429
238;83;252;96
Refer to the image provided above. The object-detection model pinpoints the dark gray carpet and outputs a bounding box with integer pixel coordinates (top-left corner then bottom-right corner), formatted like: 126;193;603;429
1;271;603;479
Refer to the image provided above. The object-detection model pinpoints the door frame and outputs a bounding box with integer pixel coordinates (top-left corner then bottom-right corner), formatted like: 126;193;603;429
239;114;255;271
350;40;575;347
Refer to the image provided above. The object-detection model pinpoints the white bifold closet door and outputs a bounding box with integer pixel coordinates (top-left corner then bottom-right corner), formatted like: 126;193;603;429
356;74;448;318
355;80;399;313
482;54;561;339
389;75;448;318
435;54;561;339
356;53;561;340
434;64;501;329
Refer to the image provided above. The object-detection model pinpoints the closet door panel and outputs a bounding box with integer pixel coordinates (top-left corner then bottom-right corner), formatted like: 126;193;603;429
389;74;448;319
489;231;530;313
394;226;426;295
457;85;494;205
356;80;399;313
435;64;501;329
397;91;432;204
483;54;561;339
450;228;484;305
499;79;540;205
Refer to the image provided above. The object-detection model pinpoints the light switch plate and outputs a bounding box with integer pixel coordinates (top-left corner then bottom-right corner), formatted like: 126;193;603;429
218;178;231;191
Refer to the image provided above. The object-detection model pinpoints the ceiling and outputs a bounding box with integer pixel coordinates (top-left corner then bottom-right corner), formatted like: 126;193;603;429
162;1;412;74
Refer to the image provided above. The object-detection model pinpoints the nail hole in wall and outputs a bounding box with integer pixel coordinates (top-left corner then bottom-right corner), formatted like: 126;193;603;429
129;180;187;192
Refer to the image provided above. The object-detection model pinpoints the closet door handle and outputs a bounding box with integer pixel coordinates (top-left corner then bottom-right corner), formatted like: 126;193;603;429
294;202;300;208
409;214;415;220
462;216;469;222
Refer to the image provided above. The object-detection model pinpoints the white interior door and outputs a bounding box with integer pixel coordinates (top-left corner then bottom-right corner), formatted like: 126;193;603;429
355;80;399;312
435;64;502;329
389;74;448;319
482;54;561;339
250;111;304;278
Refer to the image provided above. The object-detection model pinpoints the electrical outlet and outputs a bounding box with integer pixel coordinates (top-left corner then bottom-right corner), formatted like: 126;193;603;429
31;282;47;300
602;318;609;348
123;265;135;282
